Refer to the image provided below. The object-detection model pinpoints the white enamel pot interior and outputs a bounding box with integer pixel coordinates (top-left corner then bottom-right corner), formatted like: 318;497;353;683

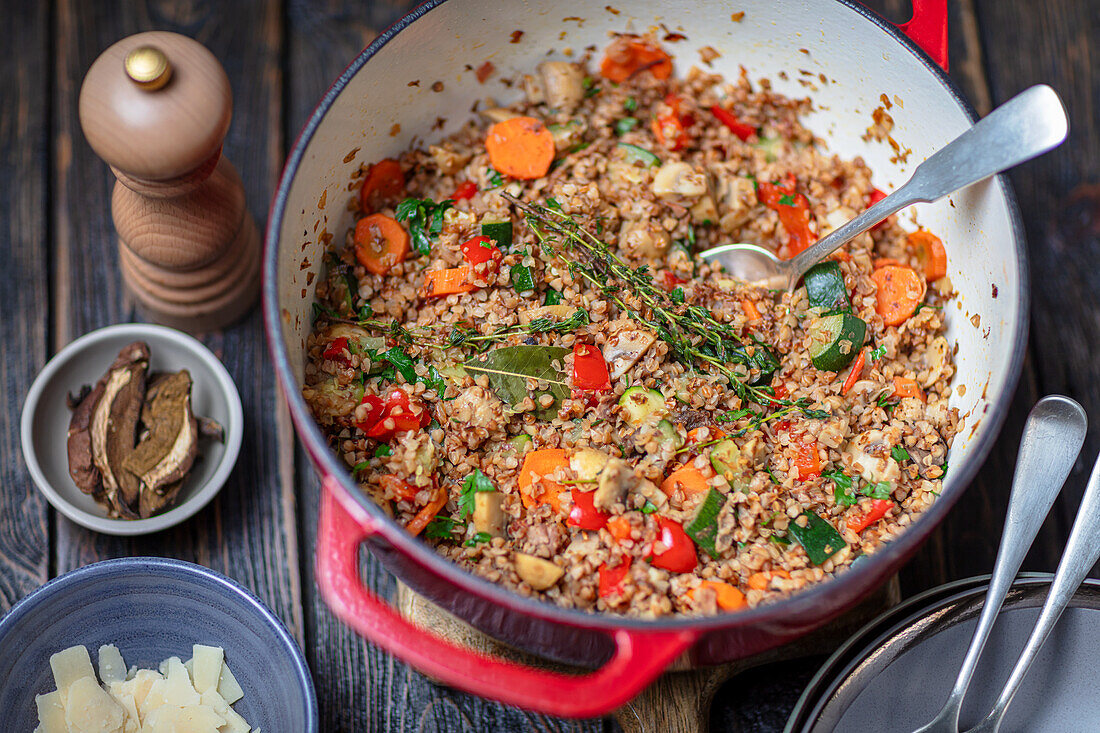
264;0;1026;717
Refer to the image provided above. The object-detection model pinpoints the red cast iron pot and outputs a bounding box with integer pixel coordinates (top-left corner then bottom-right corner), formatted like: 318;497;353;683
264;0;1027;718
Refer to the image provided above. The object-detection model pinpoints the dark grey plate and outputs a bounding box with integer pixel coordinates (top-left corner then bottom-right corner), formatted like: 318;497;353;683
786;575;1100;733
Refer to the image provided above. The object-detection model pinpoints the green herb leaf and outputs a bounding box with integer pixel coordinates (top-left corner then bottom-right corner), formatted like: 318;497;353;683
869;344;887;361
891;445;910;462
464;531;493;547
615;117;639;136
670;287;686;304
395;197;454;258
352;460;371;476
463;345;570;419
373;445;392;458
715;408;753;424
777;193;796;206
765;467;781;485
425;516;462;540
624;96;638;112
769;534;792;546
788;511;847;565
487;167;503;187
381;347;418;384
582;75;600;97
641;500;659;514
824;469;856;506
865;481;893;500
458;469;496;520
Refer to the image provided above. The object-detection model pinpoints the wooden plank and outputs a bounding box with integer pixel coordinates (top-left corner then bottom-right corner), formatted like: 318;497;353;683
286;2;606;729
50;0;302;638
0;2;50;611
973;0;1100;575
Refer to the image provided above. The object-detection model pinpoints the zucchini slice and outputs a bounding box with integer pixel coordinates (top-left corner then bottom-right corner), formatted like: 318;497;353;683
709;439;743;478
804;261;850;314
617;142;661;167
618;387;667;426
788;511;847;565
685;488;727;559
480;219;513;249
655;419;684;449
807;313;866;372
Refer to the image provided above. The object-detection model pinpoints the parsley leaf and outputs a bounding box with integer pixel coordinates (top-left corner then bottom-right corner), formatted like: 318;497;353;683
381;347;418;384
425;516;462;540
395;197;454;257
464;531;493;547
624;96;638;112
352;460;371;477
458;469;496;520
824;469;856;506
778;193;796;206
582;76;600;97
373;445;392;458
869;344;887;361
765;467;782;485
891;445;910;462
865;481;893;500
641;500;658;514
487;167;503;187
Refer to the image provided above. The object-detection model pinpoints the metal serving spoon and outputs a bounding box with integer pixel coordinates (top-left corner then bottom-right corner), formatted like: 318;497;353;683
911;395;1087;733
961;445;1100;733
701;84;1068;291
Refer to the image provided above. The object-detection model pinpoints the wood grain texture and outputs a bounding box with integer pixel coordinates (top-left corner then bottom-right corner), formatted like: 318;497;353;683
50;0;302;646
0;2;50;612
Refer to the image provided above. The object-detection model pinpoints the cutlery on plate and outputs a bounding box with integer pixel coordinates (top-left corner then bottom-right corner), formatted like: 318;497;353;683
910;395;1086;733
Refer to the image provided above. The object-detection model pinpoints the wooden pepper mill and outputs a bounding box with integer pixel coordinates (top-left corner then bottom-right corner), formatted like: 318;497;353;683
78;31;260;332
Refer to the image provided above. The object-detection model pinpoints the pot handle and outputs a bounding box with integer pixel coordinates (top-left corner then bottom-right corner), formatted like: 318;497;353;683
316;477;698;718
896;0;949;71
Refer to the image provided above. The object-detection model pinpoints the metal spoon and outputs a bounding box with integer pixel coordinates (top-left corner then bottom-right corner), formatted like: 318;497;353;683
961;445;1100;733
910;395;1087;733
701;84;1068;291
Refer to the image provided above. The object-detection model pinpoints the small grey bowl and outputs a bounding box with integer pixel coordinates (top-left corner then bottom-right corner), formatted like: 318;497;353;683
20;323;243;535
0;557;318;731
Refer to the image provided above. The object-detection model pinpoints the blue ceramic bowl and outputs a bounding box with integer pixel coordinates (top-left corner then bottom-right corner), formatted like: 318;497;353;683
0;557;317;731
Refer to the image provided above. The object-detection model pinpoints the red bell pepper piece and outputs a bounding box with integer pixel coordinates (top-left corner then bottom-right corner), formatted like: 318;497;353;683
847;499;895;534
460;235;503;272
660;271;687;292
868;187;888;231
354;393;385;433
650;517;698;574
598;556;632;598
379;474;420;501
364;388;429;440
758;174;816;259
452;180;479;201
572;343;611;392
710;105;756;141
322;337;351;365
793;439;823;480
651;94;693;151
567;489;610;530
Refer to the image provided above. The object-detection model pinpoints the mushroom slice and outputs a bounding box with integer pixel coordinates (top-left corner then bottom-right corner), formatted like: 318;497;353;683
139;478;185;519
123;371;200;504
593;457;639;512
603;328;658;381
537;61;585;112
652;162;708;198
67;341;150;517
842;428;902;484
514;553;564;590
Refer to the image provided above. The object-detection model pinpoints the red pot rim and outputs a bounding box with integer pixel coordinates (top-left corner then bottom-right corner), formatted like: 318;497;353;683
262;0;1029;636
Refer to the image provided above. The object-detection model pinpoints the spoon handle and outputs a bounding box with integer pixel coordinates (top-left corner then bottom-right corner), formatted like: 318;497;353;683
936;397;1086;726
785;84;1067;290
967;448;1100;732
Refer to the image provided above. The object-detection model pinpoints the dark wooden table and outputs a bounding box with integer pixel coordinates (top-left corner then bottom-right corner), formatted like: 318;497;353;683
1;1;1096;730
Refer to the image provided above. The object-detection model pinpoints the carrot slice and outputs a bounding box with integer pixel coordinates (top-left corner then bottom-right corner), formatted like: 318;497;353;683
908;230;948;281
606;516;633;542
485;116;555;180
379;474;419;501
793;439;823;480
599;36;673;83
359;158;404;213
841;349;866;396
892;376;926;402
872;257;907;270
747;569;790;591
518;449;568;512
741;299;762;321
660;465;710;497
405;487;448;537
354;214;410;276
421;267;476;298
689;580;747;611
872;265;927;326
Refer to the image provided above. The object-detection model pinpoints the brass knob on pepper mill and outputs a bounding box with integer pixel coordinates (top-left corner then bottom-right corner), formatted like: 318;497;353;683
78;31;260;331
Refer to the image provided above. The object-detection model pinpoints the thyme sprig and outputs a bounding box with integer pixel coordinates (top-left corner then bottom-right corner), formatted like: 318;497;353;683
505;194;783;405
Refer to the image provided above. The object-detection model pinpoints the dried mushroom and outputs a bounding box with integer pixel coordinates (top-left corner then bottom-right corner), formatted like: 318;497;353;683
66;341;150;518
66;343;223;520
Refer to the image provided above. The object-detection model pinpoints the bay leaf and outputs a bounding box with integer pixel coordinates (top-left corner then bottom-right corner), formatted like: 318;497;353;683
463;345;570;419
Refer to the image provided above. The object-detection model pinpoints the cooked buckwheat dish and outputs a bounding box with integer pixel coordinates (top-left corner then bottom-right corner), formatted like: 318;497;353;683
303;35;958;617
